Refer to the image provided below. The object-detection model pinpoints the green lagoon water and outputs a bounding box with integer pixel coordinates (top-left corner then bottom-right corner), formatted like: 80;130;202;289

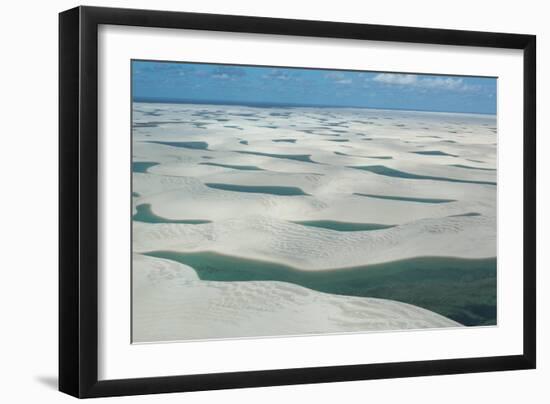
205;183;309;196
199;162;264;171
144;251;497;326
350;165;496;186
146;141;209;150
272;139;297;143
132;162;159;173
292;220;395;232
335;151;392;160
450;164;496;171
412;150;458;157
238;151;317;164
355;193;456;204
133;204;211;224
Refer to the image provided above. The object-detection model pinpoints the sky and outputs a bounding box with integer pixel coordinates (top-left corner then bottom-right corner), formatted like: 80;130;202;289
132;60;497;114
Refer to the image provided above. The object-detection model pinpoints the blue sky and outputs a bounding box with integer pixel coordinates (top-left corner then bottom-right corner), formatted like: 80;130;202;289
132;60;497;114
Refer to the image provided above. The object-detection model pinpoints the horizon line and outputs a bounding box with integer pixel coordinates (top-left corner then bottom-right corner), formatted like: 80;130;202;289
132;96;496;116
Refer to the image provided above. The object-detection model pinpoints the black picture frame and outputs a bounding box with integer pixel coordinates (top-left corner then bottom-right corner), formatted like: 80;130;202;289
59;5;536;398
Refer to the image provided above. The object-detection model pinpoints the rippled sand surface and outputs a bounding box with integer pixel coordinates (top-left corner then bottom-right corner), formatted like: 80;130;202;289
132;102;497;342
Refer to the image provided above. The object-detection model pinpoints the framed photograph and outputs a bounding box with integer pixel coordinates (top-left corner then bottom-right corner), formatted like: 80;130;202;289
59;6;536;398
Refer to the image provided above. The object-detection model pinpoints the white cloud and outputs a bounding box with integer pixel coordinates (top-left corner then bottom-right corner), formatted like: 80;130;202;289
212;73;230;80
372;73;478;92
421;77;465;90
373;73;418;85
211;67;246;81
263;69;301;82
324;72;352;85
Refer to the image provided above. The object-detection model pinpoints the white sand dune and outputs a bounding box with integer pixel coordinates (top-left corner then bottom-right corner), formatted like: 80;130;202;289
131;102;496;341
133;254;461;342
133;213;494;270
133;173;494;225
